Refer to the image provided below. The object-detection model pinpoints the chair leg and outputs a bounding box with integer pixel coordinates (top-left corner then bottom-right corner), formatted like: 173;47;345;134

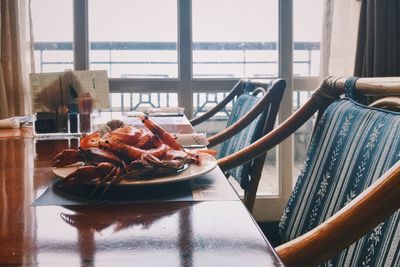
244;187;256;213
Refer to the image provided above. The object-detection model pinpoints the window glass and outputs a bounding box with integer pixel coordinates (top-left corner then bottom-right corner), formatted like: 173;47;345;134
88;0;178;78
31;0;73;72
192;0;278;79
293;0;323;76
293;91;316;179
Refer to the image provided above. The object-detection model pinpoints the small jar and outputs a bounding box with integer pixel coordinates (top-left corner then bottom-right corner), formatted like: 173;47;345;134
78;93;94;133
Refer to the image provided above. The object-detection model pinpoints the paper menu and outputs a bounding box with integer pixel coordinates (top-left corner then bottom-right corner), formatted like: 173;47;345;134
30;70;110;113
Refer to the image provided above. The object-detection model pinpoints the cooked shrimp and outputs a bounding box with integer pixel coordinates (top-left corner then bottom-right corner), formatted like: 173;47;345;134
140;116;182;150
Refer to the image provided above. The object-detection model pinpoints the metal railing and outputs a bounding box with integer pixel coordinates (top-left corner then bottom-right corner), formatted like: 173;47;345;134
33;41;320;114
33;41;318;165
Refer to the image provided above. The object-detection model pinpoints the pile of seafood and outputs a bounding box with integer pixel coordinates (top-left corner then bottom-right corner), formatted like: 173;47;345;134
52;116;215;196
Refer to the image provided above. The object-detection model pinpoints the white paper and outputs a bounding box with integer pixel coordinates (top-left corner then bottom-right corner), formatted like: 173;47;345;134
0;118;20;129
176;133;208;146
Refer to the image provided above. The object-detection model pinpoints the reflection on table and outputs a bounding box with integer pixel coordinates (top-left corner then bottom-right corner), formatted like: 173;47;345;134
0;117;283;266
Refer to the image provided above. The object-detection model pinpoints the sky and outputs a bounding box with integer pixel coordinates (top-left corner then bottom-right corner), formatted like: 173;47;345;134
31;0;323;43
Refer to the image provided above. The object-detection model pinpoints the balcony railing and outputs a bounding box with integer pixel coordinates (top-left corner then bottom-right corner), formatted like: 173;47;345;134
33;41;318;165
33;41;320;114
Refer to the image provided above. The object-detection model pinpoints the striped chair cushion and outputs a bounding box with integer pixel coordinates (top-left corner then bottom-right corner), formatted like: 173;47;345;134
279;98;400;267
217;94;267;189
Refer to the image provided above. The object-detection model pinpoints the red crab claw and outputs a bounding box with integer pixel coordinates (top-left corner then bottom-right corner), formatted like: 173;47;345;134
52;149;82;167
62;162;115;186
141;153;190;170
81;147;123;166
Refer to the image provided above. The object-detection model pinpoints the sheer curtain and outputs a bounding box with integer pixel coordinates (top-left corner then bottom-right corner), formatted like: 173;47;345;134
0;0;33;119
320;0;361;78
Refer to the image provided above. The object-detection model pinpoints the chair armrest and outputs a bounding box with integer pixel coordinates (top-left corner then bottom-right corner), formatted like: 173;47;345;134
217;98;320;171
190;80;243;126
207;79;285;148
275;160;400;267
335;77;400;96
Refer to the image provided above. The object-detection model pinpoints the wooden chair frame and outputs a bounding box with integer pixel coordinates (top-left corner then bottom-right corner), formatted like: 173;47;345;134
191;79;286;212
191;79;285;148
216;76;400;266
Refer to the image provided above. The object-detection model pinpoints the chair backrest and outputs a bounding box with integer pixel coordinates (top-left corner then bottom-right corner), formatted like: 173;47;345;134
217;92;267;188
191;78;286;211
278;79;400;266
280;98;400;266
216;79;285;209
216;76;400;266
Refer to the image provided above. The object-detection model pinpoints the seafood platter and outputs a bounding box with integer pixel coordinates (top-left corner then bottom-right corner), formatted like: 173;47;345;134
51;117;217;198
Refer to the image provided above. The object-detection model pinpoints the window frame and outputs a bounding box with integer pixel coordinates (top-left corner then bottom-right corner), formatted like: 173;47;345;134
71;0;319;220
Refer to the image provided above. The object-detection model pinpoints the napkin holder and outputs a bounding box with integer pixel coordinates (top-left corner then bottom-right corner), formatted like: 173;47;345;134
30;70;110;137
34;112;58;133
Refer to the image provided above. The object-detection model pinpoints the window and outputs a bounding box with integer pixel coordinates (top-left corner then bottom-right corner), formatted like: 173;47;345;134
293;0;322;77
293;0;323;180
31;0;323;220
89;0;178;78
31;0;73;72
192;0;278;78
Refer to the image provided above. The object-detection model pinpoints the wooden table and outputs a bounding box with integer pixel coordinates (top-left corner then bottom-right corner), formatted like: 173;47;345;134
0;119;283;266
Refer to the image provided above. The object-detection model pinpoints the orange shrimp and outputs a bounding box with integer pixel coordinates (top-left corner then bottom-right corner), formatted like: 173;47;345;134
109;127;143;146
113;126;135;133
140;116;182;151
139;128;164;149
134;128;152;148
80;132;101;149
100;140;168;161
183;148;217;164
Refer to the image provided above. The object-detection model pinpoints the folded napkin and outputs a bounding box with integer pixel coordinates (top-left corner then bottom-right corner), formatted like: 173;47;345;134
146;107;185;116
176;133;208;146
126;111;145;117
0;118;20;129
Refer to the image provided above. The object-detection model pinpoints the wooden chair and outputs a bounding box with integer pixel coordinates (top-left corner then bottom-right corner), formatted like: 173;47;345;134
191;79;286;212
217;76;400;266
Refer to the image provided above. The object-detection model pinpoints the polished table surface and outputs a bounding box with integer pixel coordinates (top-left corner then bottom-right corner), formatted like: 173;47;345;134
0;120;283;266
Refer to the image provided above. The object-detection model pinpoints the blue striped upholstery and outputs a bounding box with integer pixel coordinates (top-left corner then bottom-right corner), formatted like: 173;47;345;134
279;98;400;267
344;77;367;105
217;94;267;189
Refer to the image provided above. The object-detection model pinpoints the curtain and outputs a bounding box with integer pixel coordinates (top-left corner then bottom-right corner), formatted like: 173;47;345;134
0;0;32;119
354;0;400;77
320;0;361;78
